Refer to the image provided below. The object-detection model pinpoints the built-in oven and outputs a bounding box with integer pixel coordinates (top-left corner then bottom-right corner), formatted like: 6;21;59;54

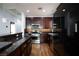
32;32;40;43
31;24;41;43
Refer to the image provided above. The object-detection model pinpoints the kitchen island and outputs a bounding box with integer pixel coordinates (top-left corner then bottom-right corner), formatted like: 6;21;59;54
48;33;65;56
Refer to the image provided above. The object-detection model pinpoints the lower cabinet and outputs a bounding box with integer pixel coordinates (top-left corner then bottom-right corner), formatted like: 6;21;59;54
8;38;32;56
40;33;49;43
48;35;65;56
21;39;32;56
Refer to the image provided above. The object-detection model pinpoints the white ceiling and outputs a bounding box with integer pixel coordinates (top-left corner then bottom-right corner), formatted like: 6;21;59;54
2;3;60;17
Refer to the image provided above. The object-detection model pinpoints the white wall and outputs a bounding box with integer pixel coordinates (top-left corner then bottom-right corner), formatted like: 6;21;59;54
15;19;22;33
0;4;23;36
21;12;25;37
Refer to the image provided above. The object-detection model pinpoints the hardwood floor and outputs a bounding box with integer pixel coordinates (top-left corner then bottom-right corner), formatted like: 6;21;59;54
30;43;54;56
40;43;54;56
30;43;41;56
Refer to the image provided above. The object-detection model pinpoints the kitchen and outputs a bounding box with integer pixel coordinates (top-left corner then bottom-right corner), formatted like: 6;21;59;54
0;3;79;56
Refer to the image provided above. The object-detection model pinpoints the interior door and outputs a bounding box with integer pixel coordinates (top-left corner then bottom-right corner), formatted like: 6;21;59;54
10;22;16;34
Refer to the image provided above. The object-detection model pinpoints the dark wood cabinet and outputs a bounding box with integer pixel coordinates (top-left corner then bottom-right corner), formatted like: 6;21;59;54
48;35;54;52
21;38;32;56
9;47;21;56
9;38;32;56
21;42;28;56
48;34;65;56
40;33;49;43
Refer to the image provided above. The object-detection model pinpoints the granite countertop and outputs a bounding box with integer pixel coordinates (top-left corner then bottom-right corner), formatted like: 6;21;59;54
0;36;31;56
0;42;12;51
0;32;22;37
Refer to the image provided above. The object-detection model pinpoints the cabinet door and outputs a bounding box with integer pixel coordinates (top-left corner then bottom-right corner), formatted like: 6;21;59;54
21;43;28;56
49;36;54;51
27;43;32;55
40;33;49;43
21;39;32;56
26;39;32;56
9;47;21;56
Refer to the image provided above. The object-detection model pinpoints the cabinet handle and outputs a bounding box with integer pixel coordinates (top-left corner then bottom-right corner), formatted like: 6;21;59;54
24;44;26;48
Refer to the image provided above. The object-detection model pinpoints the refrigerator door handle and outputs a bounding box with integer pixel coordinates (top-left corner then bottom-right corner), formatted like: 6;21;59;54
75;23;77;32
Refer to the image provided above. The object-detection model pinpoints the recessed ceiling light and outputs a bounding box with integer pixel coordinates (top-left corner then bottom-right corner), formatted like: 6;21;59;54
42;9;46;12
62;9;66;12
26;10;30;13
38;7;42;10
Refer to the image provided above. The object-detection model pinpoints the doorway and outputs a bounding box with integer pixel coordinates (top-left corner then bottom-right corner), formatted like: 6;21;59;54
10;22;16;34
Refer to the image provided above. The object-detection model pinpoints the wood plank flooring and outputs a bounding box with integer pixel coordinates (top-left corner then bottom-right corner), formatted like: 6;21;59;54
30;43;54;56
